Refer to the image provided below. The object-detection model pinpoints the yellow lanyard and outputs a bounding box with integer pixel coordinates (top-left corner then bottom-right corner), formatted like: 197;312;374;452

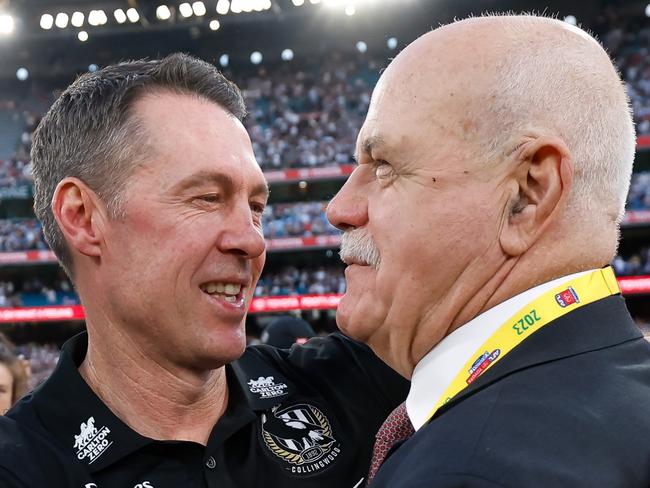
424;266;620;424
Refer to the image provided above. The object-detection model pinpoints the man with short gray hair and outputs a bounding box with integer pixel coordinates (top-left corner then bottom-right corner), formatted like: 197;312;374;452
0;53;408;488
327;15;650;487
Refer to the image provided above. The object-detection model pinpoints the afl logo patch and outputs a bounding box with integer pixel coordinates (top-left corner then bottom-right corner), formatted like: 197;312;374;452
261;403;341;476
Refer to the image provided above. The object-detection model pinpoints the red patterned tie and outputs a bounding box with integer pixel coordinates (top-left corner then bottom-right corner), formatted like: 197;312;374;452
367;402;415;484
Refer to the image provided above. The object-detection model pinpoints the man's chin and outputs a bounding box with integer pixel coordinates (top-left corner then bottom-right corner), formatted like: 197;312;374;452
335;299;375;344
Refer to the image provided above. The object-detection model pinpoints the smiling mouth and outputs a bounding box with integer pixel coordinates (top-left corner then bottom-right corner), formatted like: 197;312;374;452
200;281;246;305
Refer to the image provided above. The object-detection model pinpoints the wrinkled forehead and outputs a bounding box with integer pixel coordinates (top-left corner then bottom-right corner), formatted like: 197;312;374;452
358;48;483;162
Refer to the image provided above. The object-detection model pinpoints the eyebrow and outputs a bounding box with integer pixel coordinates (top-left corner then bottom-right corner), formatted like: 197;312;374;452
355;134;386;163
170;170;270;199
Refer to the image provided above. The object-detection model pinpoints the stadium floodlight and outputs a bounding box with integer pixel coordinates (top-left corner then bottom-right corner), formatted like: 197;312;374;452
71;12;84;27
55;12;69;29
563;15;577;25
230;0;242;13
126;8;140;22
88;64;98;72
345;5;355;15
89;10;107;26
646;4;650;17
156;5;171;20
40;14;54;30
219;54;229;67
356;41;367;53
0;14;14;34
209;19;221;30
250;51;263;64
310;0;321;4
281;48;294;61
387;37;397;49
251;0;267;11
179;3;193;17
78;30;89;42
16;68;29;81
114;9;127;23
193;1;207;16
292;0;305;5
216;0;230;15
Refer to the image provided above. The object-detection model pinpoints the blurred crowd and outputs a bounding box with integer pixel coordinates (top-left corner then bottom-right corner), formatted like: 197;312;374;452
627;171;650;211
601;11;650;135
263;201;338;238
0;219;48;252
612;247;650;276
255;266;346;296
239;53;376;171
0;111;38;189
0;276;78;308
0;16;649;182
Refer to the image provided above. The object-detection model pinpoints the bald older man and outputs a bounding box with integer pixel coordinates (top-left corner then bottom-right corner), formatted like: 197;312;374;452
327;14;650;487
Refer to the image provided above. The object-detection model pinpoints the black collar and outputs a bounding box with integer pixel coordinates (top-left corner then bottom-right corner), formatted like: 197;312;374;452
29;333;298;472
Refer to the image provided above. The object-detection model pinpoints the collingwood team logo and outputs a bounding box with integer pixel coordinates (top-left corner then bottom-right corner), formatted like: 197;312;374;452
73;416;113;464
261;403;341;476
248;376;288;399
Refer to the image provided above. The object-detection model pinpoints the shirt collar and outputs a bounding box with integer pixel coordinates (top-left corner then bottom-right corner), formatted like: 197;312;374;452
406;269;595;431
30;332;152;472
29;333;297;472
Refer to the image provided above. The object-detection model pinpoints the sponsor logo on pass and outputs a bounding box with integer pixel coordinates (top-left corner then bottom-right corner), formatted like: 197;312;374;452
466;349;501;384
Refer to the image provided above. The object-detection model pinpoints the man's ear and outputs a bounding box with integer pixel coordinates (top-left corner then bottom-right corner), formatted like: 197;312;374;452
51;177;107;259
499;137;574;257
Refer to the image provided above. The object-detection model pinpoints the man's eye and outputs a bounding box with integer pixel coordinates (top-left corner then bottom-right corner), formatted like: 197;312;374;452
251;202;266;215
196;194;220;204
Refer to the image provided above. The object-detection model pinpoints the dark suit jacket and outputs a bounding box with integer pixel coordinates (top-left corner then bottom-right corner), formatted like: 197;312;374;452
371;296;650;487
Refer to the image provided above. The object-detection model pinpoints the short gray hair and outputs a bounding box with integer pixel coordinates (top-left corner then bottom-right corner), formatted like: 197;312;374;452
475;16;635;225
31;53;246;278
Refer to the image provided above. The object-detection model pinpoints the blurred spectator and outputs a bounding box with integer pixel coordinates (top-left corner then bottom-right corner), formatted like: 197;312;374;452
260;316;316;348
0;333;29;414
14;343;59;390
627;171;650;211
612;247;650;276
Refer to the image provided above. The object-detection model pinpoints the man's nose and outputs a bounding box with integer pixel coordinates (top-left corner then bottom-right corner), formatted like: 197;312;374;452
326;171;369;232
217;204;266;259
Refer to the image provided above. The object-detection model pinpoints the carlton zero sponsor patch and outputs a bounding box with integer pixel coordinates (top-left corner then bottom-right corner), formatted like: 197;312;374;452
261;403;341;476
73;416;113;464
248;376;289;399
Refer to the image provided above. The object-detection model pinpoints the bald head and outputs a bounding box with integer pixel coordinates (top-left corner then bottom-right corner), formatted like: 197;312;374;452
372;14;634;229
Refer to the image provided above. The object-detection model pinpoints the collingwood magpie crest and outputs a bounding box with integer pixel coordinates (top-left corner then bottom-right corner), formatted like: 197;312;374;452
261;403;341;476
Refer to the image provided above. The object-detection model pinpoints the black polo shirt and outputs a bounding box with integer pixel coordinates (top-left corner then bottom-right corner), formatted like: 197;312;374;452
0;332;408;488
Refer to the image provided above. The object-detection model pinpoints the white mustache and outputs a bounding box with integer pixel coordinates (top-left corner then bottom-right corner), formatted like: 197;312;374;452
339;228;381;269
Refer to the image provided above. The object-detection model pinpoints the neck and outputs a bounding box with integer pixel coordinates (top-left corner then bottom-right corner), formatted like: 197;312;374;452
79;319;228;445
406;248;606;375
